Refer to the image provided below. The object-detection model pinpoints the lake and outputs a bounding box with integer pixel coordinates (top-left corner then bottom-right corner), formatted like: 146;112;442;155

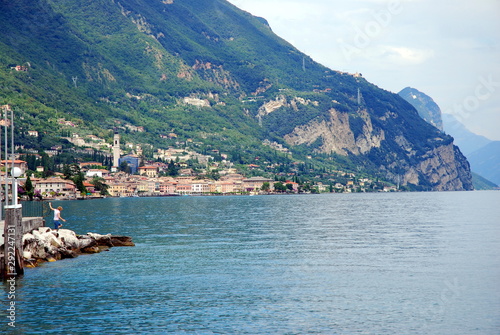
2;191;499;334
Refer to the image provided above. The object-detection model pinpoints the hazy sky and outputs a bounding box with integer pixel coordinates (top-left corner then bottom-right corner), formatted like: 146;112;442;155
227;0;500;140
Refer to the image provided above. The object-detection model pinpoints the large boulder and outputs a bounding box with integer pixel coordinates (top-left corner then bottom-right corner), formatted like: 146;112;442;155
22;227;134;266
86;232;114;247
110;235;135;247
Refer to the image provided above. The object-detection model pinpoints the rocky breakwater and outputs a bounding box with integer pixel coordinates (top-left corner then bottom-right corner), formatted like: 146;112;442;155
22;227;134;267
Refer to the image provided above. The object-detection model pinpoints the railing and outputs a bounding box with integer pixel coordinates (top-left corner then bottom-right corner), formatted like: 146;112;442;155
0;200;50;219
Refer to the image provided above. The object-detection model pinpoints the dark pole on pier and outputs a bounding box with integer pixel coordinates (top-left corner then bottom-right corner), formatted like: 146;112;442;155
2;206;24;278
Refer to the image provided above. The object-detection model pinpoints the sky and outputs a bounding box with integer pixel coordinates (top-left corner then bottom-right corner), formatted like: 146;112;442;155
227;0;500;140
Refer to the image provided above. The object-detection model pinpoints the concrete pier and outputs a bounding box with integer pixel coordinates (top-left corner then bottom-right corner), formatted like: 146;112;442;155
0;211;45;279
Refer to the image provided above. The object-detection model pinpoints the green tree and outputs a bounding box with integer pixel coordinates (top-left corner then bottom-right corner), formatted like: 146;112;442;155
64;163;87;194
166;161;179;177
39;151;55;177
261;182;270;192
208;170;220;181
274;182;286;192
120;161;131;174
63;164;73;180
24;175;35;200
91;176;109;196
73;174;87;194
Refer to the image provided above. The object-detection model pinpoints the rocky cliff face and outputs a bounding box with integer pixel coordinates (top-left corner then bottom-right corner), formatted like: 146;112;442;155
284;108;385;156
395;87;476;190
261;93;473;191
389;143;473;191
423;144;474;191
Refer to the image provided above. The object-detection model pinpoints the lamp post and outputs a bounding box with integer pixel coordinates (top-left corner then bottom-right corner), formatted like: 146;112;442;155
10;166;22;207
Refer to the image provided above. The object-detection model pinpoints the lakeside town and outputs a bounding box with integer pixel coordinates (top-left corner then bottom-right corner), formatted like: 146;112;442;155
1;132;398;201
3;157;394;200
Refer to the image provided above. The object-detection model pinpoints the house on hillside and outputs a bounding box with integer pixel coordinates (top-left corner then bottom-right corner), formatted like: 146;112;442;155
80;161;103;169
13;65;28;72
85;169;110;178
138;166;158;178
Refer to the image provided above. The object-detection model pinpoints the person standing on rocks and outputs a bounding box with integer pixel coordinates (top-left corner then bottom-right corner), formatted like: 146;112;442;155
49;202;66;230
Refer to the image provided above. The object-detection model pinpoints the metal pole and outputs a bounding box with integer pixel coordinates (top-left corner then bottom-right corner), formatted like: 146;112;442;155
13;177;18;207
10;108;14;207
0;109;2;221
4;108;8;207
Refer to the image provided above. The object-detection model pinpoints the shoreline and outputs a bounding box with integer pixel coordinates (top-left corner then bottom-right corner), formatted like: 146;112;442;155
22;227;134;268
36;188;496;202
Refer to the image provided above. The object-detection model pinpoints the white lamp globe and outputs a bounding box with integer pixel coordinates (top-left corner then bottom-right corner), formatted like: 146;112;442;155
11;167;22;178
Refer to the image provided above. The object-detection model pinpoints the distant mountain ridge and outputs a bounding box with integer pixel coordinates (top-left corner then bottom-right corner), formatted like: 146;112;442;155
399;87;443;131
471;172;498;190
398;88;493;157
0;0;473;191
443;114;499;187
441;113;492;156
467;141;500;186
399;87;498;189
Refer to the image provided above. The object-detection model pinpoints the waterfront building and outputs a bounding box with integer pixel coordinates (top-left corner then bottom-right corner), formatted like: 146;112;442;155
35;177;77;198
242;176;275;192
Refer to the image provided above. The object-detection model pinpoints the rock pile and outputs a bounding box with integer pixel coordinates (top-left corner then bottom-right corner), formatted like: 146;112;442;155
22;227;134;267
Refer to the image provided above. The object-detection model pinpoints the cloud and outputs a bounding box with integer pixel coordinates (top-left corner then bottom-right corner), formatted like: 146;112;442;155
227;0;500;140
376;46;435;65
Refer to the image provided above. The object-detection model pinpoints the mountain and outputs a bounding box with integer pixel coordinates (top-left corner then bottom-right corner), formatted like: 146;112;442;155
0;0;473;191
398;88;491;156
467;141;500;186
471;172;498;190
442;113;492;155
398;87;443;131
441;114;498;187
399;87;498;189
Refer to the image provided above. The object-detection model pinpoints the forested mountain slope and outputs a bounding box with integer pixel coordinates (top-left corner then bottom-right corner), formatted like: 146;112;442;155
0;0;473;190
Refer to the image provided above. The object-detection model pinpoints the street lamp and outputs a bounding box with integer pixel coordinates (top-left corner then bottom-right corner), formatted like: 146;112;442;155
10;167;22;207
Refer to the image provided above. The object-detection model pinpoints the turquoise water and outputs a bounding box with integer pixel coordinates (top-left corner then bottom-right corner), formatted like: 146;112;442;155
2;191;500;334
